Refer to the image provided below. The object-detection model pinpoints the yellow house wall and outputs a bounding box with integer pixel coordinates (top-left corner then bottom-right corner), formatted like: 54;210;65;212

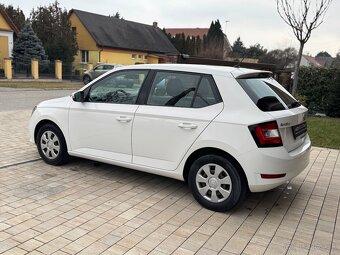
101;49;159;65
69;12;98;51
74;50;99;64
147;56;159;64
0;13;11;31
0;36;9;68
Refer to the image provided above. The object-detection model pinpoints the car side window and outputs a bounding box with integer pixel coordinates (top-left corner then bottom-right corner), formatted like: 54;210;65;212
104;65;114;70
87;70;149;104
147;72;200;107
193;77;219;108
94;65;104;71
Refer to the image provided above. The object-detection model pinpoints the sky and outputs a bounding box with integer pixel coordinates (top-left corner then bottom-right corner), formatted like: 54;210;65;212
2;0;340;56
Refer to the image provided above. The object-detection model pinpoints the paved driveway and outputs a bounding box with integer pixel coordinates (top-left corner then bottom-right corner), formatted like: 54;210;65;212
0;88;75;112
0;97;339;254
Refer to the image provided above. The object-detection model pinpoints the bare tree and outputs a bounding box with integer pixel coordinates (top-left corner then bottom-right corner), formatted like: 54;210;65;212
277;0;332;96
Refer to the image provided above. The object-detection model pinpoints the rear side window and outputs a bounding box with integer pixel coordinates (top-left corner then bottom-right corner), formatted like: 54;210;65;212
237;78;300;112
147;71;220;108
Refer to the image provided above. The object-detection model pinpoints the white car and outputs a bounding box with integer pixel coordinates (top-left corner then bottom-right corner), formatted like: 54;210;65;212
29;64;311;211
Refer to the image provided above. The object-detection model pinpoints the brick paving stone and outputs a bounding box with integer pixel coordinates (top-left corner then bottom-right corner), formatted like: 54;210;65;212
0;110;340;254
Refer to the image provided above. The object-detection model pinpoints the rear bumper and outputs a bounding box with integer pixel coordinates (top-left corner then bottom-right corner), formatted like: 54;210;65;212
239;135;311;192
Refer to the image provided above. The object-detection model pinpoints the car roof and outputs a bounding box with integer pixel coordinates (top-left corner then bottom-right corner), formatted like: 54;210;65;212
97;64;116;66
116;64;272;78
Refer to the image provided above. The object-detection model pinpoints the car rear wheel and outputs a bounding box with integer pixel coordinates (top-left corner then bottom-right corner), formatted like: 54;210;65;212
83;75;91;85
36;124;69;165
188;154;246;211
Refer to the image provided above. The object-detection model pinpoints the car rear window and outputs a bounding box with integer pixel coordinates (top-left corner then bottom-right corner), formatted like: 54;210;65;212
237;78;300;112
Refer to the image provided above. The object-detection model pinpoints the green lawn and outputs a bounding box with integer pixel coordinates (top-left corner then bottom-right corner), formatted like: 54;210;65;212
307;116;340;149
0;81;83;89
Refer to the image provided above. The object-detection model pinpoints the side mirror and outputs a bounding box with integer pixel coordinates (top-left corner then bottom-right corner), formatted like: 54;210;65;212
72;91;85;102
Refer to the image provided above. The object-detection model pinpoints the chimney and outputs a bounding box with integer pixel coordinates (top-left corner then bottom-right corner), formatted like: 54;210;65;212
153;21;158;28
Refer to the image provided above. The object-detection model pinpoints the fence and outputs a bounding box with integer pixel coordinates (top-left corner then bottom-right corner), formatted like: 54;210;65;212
13;61;32;79
1;59;82;81
63;62;81;81
39;60;55;79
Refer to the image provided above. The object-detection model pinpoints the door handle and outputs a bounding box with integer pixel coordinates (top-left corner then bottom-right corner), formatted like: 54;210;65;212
178;123;198;130
116;116;132;122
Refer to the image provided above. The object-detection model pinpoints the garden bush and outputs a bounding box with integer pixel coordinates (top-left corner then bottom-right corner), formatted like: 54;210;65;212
297;67;340;116
325;73;340;117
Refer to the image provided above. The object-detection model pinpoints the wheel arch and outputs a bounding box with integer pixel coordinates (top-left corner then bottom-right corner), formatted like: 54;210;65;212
183;147;249;189
83;74;92;83
34;119;63;144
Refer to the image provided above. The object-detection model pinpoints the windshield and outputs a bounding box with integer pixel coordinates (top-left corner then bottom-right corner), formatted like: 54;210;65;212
237;78;300;112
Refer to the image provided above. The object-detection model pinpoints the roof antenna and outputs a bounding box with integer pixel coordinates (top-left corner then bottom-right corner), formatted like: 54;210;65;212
234;50;246;68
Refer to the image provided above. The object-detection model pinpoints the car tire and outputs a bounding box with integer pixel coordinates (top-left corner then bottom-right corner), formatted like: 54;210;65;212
188;154;246;212
36;123;69;166
83;75;91;85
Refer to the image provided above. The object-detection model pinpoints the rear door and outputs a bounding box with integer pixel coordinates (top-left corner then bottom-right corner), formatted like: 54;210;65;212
238;77;308;152
132;71;223;171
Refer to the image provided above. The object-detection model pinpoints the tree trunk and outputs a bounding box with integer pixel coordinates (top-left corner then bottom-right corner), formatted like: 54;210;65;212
292;43;304;97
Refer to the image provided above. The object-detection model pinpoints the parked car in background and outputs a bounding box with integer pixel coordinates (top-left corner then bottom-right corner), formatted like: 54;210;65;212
29;64;311;212
82;64;121;84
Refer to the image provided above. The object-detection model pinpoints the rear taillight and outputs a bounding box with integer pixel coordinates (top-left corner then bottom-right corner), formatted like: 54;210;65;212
249;121;282;147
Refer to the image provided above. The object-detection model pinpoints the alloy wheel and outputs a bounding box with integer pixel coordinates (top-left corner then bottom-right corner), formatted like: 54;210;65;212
40;130;60;160
195;163;232;203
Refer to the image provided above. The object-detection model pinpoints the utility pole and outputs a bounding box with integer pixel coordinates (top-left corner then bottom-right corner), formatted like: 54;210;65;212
225;20;230;35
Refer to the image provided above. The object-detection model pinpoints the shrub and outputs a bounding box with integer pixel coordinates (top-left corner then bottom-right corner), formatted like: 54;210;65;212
325;73;340;117
297;67;339;114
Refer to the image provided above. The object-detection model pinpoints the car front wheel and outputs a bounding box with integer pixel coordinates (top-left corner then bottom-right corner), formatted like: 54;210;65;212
36;124;69;165
188;154;246;212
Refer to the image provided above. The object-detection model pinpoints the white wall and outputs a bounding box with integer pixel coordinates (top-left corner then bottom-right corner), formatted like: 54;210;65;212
300;56;310;67
0;30;14;57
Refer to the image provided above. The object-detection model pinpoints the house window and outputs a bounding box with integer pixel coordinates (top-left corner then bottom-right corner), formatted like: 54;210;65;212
144;55;148;60
72;27;77;33
81;50;89;63
138;54;143;60
132;54;136;59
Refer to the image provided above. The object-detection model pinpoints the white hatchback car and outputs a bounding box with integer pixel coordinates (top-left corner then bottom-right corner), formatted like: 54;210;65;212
29;64;311;211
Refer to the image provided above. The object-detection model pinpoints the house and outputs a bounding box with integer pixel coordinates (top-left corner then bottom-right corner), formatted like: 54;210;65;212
0;8;18;69
300;54;334;68
69;9;178;68
300;55;322;67
315;56;334;68
165;27;232;59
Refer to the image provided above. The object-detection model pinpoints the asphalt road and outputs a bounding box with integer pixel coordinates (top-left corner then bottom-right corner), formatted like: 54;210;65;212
0;88;76;112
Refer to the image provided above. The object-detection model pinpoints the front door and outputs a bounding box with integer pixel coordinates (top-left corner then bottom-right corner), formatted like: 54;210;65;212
132;71;223;170
69;69;149;163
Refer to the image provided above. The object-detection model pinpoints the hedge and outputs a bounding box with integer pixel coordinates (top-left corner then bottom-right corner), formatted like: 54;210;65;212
297;67;340;117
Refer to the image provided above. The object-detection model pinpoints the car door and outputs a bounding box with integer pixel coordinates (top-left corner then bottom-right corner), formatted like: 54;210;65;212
132;71;224;171
69;69;149;162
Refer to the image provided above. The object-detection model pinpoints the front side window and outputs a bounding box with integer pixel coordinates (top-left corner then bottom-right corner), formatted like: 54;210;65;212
147;71;220;108
94;65;104;71
88;70;149;104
